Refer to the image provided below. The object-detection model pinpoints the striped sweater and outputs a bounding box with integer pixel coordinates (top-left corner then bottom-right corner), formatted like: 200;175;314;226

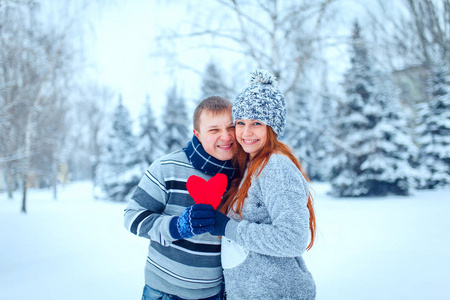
124;148;232;299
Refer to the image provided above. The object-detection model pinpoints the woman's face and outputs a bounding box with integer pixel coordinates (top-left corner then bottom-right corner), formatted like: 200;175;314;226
235;119;267;160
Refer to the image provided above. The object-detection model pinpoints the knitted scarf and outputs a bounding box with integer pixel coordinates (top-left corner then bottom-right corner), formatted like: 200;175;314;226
183;135;236;180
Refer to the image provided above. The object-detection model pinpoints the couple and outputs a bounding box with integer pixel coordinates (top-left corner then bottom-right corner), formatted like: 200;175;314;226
124;70;316;300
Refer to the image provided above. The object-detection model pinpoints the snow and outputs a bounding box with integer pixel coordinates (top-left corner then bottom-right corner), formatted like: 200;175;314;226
1;181;450;300
0;182;148;300
305;183;450;300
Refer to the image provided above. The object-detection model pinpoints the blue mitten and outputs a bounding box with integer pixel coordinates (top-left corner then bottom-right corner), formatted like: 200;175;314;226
169;204;215;239
210;210;230;236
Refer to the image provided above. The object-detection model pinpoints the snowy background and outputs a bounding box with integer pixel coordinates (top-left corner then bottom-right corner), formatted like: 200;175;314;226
1;1;450;299
2;0;448;200
1;182;449;300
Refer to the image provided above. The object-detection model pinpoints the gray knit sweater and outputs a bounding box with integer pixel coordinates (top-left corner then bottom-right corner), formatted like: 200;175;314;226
222;154;316;300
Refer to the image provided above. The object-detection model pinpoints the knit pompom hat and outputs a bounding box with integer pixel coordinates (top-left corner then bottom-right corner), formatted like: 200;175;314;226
232;69;286;137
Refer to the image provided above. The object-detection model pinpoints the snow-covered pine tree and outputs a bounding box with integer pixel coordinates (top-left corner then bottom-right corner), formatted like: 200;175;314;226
163;85;190;153
201;60;230;100
415;56;450;189
330;21;415;197
95;95;142;201
372;70;417;194
310;81;337;181
284;74;336;182
284;85;316;179
138;95;163;166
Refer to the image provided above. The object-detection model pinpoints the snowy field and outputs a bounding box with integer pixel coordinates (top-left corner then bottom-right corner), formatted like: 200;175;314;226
1;181;449;300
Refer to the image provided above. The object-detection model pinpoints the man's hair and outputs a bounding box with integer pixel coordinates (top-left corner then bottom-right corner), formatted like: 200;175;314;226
193;96;232;131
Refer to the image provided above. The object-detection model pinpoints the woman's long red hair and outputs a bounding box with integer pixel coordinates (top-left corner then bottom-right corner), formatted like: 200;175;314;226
221;127;316;250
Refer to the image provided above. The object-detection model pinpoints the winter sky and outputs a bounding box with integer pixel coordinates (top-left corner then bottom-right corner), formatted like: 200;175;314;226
83;0;382;123
86;1;178;119
85;1;220;122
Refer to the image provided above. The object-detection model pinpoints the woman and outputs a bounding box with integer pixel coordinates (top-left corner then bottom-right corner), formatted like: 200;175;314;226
211;70;316;300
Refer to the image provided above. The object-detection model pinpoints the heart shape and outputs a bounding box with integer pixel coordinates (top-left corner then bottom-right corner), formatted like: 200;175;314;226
186;173;228;210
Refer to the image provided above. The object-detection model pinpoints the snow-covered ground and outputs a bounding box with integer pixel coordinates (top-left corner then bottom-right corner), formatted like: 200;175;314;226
1;181;449;300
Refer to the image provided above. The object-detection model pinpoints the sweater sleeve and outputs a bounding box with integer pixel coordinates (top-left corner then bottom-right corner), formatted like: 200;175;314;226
123;158;177;246
225;155;311;257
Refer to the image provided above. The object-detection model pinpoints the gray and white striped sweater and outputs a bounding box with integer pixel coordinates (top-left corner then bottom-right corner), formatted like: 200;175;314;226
124;149;226;299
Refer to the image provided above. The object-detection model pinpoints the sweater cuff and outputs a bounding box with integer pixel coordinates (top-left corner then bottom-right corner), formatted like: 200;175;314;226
161;216;179;245
224;219;239;241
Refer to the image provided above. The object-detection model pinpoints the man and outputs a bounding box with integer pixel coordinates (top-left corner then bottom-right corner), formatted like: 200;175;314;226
124;96;236;300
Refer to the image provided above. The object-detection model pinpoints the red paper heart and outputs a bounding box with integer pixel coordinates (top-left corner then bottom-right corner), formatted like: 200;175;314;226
186;173;228;210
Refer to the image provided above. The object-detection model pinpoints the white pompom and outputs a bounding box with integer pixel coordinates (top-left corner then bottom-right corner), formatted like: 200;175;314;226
250;69;277;87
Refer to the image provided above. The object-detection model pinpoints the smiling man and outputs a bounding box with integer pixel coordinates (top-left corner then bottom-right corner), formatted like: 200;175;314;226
124;96;236;300
193;104;235;162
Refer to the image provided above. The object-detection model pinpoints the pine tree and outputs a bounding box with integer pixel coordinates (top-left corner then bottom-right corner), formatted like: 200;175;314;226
310;83;336;181
372;71;417;194
138;95;163;166
284;85;315;178
330;21;415;197
201;60;230;100
415;57;450;189
95;95;143;201
163;85;190;153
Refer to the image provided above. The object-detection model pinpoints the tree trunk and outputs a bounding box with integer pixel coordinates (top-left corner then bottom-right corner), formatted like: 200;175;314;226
53;181;57;200
21;110;33;213
52;152;58;200
6;171;14;200
21;175;27;213
52;167;58;200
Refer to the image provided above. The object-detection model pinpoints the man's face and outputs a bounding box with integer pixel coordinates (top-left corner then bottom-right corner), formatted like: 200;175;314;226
193;110;235;161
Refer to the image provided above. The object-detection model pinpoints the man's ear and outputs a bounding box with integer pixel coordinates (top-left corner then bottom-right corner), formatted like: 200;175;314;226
193;129;201;142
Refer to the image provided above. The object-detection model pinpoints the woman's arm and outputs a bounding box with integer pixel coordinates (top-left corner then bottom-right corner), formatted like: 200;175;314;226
225;154;310;257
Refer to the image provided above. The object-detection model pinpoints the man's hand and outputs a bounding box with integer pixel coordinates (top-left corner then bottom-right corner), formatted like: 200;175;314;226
169;204;215;239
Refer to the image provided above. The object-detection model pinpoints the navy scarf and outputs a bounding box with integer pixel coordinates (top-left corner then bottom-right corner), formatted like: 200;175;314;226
183;135;236;180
